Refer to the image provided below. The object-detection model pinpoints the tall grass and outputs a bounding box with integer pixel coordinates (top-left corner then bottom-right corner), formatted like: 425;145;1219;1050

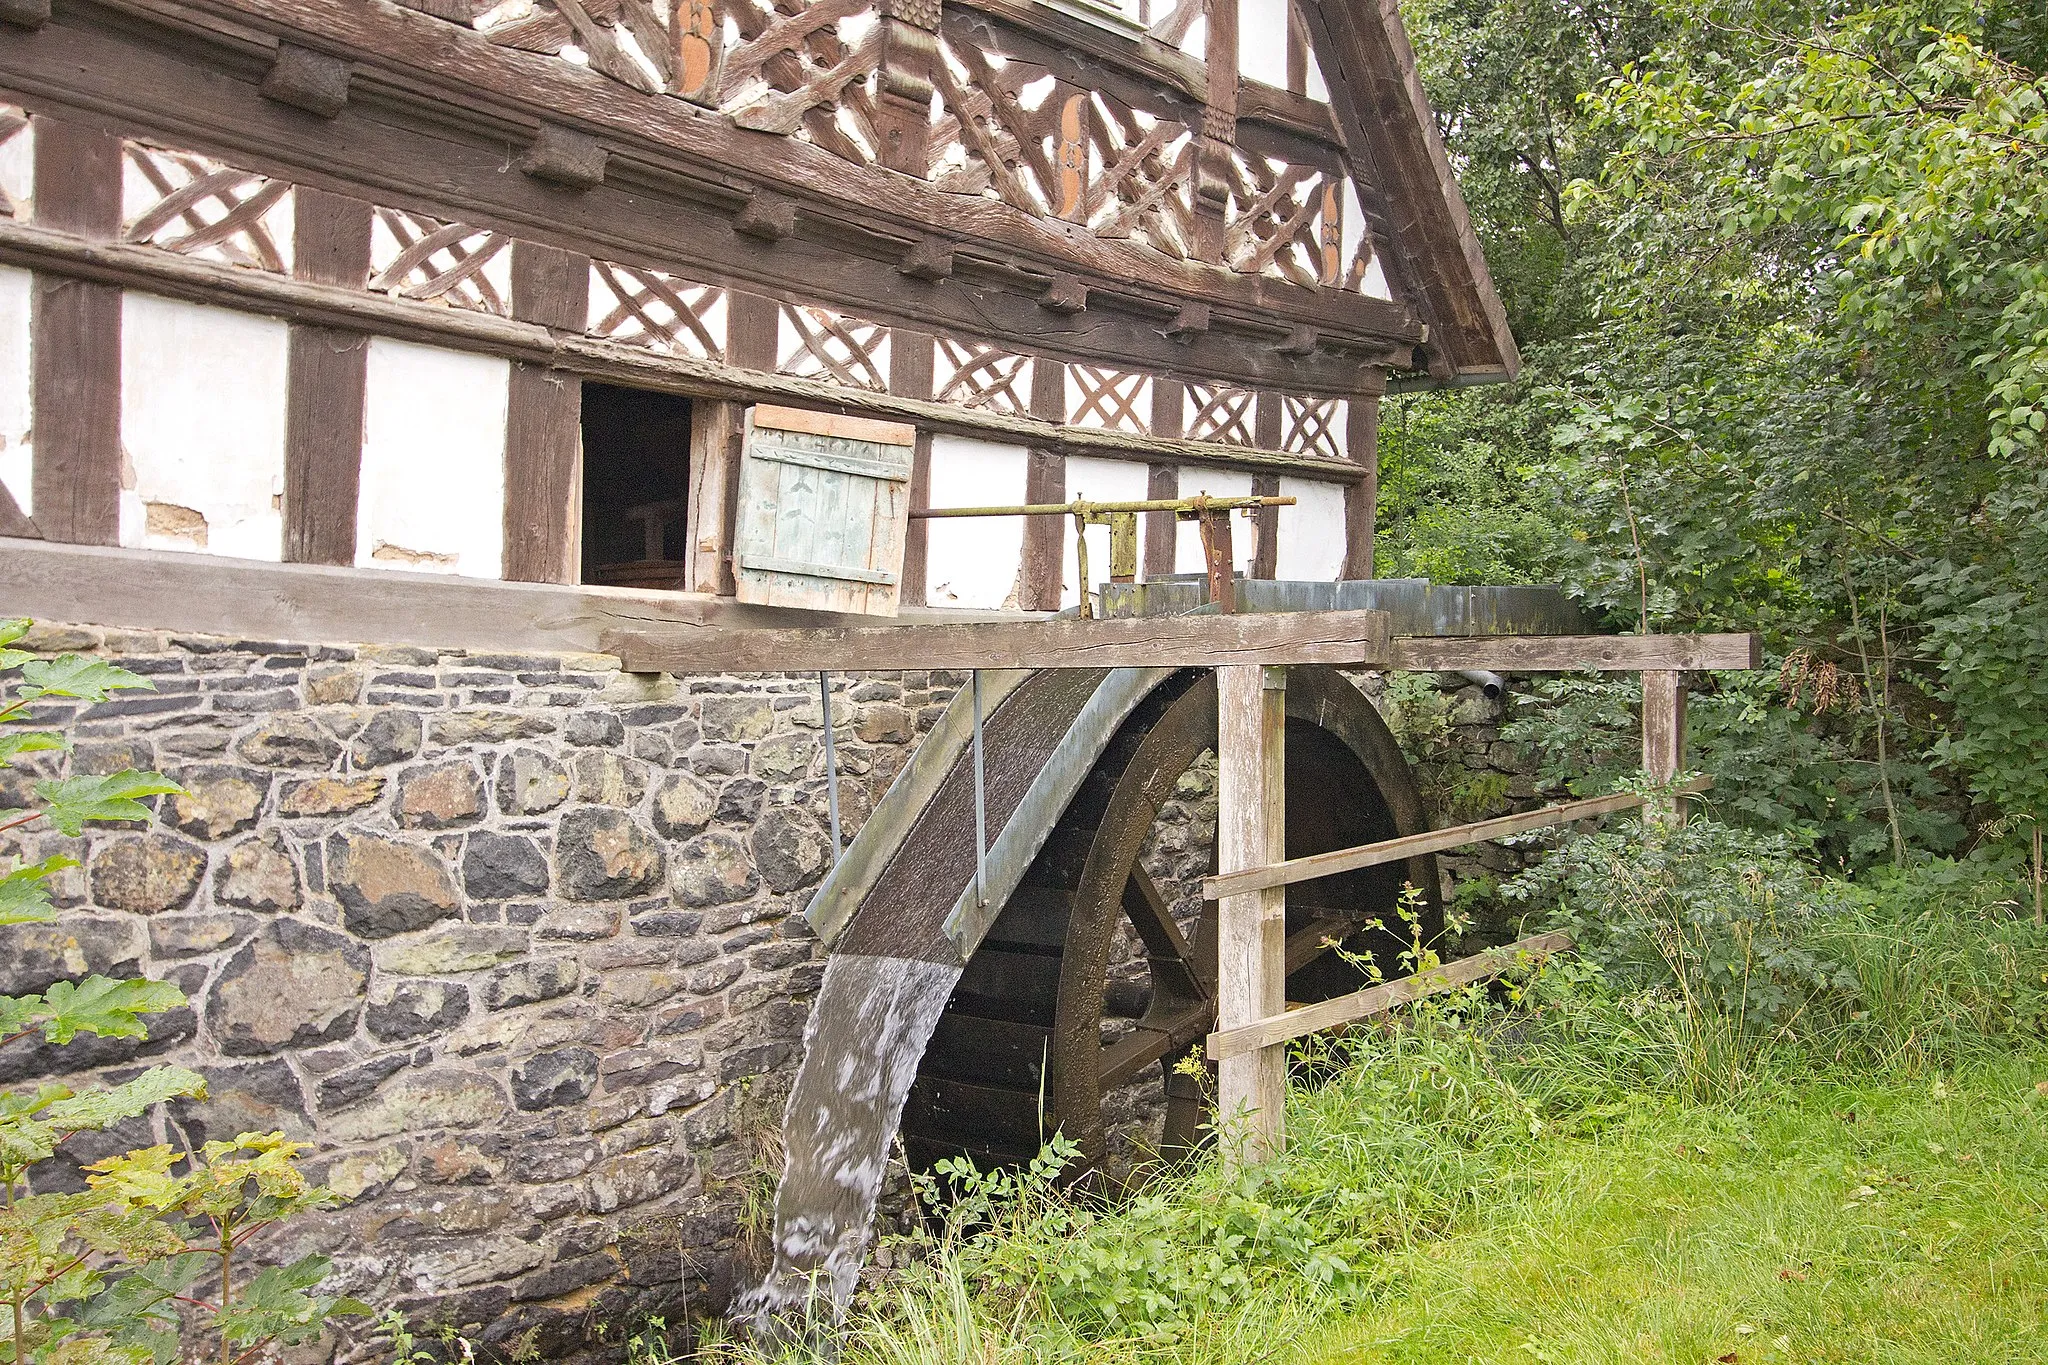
630;827;2048;1365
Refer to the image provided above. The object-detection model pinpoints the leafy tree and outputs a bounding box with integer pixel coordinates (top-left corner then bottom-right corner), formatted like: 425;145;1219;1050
1390;0;2047;870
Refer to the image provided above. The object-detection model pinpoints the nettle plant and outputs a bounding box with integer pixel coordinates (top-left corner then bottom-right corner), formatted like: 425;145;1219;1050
0;620;366;1365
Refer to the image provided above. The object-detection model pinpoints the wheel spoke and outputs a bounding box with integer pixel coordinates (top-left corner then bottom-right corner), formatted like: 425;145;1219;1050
1099;999;1213;1089
1123;866;1212;1002
1285;913;1355;974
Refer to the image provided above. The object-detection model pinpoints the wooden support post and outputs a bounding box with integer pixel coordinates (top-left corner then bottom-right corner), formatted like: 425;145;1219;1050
1250;472;1281;579
892;329;935;606
1343;391;1380;580
1642;669;1687;826
503;241;590;584
1020;359;1067;611
1146;380;1183;581
30;117;123;546
1216;663;1287;1167
1143;463;1178;580
683;400;745;596
284;187;371;565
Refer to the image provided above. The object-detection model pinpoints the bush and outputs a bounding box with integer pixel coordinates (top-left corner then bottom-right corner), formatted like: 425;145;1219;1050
1504;818;2048;1098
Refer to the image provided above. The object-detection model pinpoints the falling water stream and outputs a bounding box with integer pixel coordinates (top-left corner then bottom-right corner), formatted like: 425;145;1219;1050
729;952;963;1341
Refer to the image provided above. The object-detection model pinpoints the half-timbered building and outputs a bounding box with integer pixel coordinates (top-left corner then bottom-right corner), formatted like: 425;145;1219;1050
0;0;1530;1352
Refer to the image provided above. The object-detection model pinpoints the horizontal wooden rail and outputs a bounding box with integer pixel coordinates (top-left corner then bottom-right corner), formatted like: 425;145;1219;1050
1391;634;1760;672
1206;930;1575;1060
602;609;1393;672
1203;776;1713;900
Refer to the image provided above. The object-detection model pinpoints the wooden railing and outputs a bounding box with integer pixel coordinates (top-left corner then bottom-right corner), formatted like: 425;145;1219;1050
1207;643;1737;1168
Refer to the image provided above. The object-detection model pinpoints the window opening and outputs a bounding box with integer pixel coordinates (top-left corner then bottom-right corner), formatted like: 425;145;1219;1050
579;382;693;590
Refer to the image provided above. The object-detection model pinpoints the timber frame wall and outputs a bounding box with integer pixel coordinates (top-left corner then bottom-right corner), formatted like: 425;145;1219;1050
0;0;1534;607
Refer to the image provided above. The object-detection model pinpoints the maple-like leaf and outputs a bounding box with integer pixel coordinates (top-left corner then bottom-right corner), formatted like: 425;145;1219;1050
32;977;188;1045
0;728;67;767
35;772;185;837
15;655;156;703
37;1068;206;1137
0;854;76;927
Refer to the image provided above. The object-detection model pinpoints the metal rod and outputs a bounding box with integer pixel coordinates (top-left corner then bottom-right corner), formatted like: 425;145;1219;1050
911;495;1296;519
971;668;987;908
819;671;842;866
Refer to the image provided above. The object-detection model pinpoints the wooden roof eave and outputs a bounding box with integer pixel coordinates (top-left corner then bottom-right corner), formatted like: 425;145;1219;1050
85;0;1426;376
1297;0;1520;384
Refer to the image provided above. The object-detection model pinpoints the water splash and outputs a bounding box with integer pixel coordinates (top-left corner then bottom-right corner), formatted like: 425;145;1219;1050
732;952;962;1342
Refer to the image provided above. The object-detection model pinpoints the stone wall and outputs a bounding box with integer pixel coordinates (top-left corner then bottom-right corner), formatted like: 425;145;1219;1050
0;622;962;1361
0;621;1551;1361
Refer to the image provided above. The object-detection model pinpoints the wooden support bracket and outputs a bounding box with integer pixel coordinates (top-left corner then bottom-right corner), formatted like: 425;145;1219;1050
521;124;609;190
1207;930;1575;1061
260;43;352;118
734;194;800;242
899;235;955;281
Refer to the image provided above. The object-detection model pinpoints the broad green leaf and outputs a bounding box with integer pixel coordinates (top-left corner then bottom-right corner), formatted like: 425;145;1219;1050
0;730;64;767
39;1067;206;1135
35;772;185;836
0;618;31;647
35;977;187;1044
0;854;80;927
16;656;157;703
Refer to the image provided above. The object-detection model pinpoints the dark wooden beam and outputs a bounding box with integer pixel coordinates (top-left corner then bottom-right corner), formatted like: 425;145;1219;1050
683;399;744;596
1343;392;1378;579
283;187;371;565
283;328;366;565
602;609;1393;673
1250;473;1280;579
891;330;936;607
1020;358;1067;611
0;217;1369;481
28;115;121;545
15;0;1420;391
1143;464;1178;581
503;241;589;584
1296;0;1519;380
726;290;779;371
1391;634;1762;673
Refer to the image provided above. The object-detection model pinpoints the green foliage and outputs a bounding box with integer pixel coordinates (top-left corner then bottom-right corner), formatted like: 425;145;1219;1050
1385;0;2048;869
1502;670;1964;867
1506;819;2048;1098
1507;818;1860;1095
0;620;363;1365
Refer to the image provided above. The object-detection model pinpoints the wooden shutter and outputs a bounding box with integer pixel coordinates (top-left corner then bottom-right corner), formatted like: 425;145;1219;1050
732;405;917;616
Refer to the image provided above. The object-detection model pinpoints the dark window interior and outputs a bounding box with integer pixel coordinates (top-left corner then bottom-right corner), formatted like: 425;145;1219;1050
580;383;692;589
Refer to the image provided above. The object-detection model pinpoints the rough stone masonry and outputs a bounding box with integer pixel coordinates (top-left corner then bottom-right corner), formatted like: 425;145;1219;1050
0;622;950;1359
0;623;1543;1361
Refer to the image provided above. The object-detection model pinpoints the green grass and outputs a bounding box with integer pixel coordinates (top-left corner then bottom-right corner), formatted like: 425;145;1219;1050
1305;1056;2048;1365
654;847;2048;1365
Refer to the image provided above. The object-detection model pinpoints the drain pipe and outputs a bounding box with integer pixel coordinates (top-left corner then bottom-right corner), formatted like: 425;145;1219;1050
818;672;842;866
1458;669;1507;700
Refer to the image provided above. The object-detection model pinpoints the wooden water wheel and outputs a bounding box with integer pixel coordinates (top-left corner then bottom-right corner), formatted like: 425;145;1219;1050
900;665;1440;1175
